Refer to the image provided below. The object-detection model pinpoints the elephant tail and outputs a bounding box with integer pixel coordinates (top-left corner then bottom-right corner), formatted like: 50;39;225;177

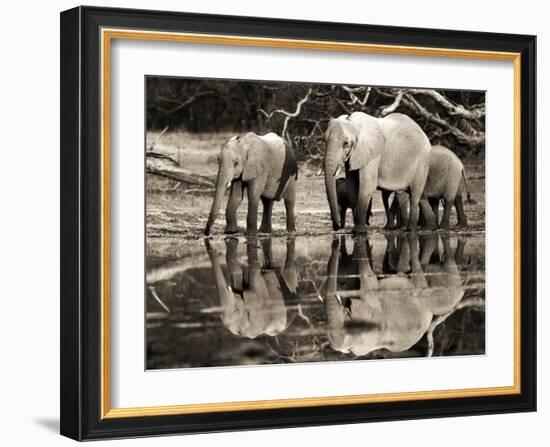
462;169;477;204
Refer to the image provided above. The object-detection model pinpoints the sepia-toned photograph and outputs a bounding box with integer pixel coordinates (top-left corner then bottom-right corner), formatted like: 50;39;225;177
145;77;486;370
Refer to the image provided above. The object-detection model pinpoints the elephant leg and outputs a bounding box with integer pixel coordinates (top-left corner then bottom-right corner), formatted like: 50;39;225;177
408;233;428;289
397;192;410;230
283;239;298;297
366;198;373;226
396;233;411;273
339;205;347;230
419;233;437;267
246;181;263;235
353;195;373;234
455;237;467;265
429;197;440;228
340;234;349;259
382;190;395;230
225;181;244;234
455;194;468;228
366;238;374;269
431;233;441;263
246;238;261;272
259;197;273;234
382;234;395;274
440;233;452;263
440;198;453;230
410;160;435;231
345;170;359;207
260;238;274;269
415;193;436;231
325;237;343;329
283;179;297;234
345;169;359;229
225;238;243;290
418;203;426;227
408;192;421;232
356;236;378;290
390;194;401;229
353;160;379;234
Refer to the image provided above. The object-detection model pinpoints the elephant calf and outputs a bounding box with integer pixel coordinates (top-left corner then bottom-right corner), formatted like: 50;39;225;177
385;145;474;229
336;177;372;229
423;145;473;229
204;132;298;236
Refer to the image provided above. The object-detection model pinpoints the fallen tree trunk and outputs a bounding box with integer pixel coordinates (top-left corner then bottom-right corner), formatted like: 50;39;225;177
147;255;212;284
146;153;215;187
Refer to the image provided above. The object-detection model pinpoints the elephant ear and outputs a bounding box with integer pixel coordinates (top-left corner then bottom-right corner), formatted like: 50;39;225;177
348;113;385;171
242;134;267;181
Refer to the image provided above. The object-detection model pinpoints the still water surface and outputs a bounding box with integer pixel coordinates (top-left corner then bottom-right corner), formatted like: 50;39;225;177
146;233;485;369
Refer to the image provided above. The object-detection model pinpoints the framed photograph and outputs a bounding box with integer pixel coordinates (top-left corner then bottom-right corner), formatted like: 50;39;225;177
60;6;536;441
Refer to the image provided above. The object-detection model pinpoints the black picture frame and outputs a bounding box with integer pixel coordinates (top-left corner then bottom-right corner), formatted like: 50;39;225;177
60;5;536;441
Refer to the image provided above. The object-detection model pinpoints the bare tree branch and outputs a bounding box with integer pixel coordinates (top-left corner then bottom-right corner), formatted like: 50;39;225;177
151;90;214;114
258;88;312;138
341;86;372;106
406;89;485;120
380;90;404;116
402;94;485;146
146;155;215;187
147;126;169;152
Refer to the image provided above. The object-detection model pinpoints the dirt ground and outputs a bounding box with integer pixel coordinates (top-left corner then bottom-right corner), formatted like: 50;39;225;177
146;131;486;241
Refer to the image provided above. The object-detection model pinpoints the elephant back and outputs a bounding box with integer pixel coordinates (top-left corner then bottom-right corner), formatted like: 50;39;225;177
258;132;298;200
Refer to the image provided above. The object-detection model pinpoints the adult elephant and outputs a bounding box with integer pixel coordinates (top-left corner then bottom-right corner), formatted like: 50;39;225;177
204;132;298;236
324;112;435;233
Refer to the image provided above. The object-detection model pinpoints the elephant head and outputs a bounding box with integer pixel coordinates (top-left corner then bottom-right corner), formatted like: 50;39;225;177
204;133;268;235
324;113;385;230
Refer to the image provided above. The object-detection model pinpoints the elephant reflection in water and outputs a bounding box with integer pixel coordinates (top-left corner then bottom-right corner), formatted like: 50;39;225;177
205;238;298;339
324;233;467;356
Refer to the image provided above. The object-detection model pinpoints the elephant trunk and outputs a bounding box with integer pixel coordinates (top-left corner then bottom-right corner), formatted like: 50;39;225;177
325;238;344;329
323;237;349;352
204;164;231;235
324;148;343;230
325;294;348;353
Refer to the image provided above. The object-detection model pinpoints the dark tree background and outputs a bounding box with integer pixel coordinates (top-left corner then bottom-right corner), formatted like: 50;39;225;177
147;77;485;166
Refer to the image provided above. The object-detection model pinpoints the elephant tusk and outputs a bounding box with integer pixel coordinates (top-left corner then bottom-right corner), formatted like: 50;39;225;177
334;165;342;177
227;285;233;292
335;294;343;306
317;294;324;303
226;181;232;189
343;150;352;163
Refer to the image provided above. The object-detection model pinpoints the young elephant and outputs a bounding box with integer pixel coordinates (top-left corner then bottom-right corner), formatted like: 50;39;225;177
336;177;372;229
423;145;473;229
385;145;474;229
204;132;298;236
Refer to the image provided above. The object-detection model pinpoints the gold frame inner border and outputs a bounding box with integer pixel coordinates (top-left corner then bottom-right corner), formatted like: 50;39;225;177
100;27;522;419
